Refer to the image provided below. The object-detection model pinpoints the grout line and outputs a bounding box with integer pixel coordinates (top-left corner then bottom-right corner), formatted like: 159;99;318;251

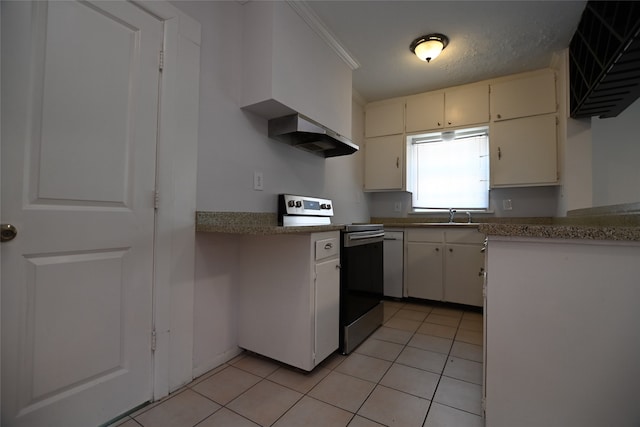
130;301;482;427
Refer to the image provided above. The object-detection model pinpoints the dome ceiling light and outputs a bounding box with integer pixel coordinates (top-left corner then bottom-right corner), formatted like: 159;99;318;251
410;33;449;62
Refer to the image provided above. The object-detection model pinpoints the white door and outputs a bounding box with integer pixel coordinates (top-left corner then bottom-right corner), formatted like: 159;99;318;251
1;1;163;426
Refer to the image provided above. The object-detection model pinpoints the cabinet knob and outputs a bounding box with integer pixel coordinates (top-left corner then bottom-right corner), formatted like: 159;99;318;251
447;121;452;125
449;248;453;252
497;114;502;119
437;122;441;126
479;267;485;276
435;247;440;252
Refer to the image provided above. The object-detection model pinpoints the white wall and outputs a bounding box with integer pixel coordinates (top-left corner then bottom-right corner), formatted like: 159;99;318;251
171;1;369;376
178;1;362;214
591;98;640;206
557;116;593;214
369;186;559;218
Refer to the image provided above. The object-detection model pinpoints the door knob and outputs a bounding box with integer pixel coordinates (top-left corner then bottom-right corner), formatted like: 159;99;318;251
1;224;18;242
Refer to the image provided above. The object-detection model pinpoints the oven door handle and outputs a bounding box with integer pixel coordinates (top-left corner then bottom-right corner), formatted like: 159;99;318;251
347;231;385;241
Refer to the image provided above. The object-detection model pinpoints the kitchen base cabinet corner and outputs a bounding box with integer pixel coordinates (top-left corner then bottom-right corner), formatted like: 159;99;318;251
237;231;340;371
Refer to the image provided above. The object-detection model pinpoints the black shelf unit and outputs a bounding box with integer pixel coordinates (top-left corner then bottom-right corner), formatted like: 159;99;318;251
569;1;640;119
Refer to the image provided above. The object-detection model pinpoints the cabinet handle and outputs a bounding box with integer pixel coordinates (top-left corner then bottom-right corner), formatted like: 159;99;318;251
498;147;502;160
396;157;399;168
479;267;485;276
324;243;333;250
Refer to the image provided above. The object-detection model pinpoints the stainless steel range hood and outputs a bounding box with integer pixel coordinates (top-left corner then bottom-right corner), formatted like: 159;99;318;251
268;114;359;158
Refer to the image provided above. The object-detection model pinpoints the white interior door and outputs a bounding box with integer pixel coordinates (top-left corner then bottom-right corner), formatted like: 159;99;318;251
1;1;163;426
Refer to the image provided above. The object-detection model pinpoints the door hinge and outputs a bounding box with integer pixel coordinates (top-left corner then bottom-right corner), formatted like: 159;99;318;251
151;329;157;352
154;190;160;210
159;50;164;71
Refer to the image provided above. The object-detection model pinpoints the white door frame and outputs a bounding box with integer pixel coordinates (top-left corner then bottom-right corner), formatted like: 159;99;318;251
132;1;201;400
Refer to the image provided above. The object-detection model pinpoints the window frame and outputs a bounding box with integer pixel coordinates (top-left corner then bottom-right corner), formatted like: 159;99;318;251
406;126;490;212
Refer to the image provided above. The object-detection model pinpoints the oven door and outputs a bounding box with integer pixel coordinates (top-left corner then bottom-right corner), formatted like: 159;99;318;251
340;230;384;349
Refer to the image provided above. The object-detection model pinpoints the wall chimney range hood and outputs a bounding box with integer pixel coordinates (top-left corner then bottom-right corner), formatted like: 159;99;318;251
268;114;359;158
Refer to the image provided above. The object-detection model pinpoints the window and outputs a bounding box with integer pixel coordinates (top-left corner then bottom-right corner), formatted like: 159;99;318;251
407;127;489;210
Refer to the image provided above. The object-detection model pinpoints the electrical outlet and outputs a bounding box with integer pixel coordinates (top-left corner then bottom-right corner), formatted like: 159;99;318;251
502;199;513;210
394;201;402;212
253;171;264;191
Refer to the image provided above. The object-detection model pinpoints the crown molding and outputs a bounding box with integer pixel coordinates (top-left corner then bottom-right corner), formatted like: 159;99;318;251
286;1;360;70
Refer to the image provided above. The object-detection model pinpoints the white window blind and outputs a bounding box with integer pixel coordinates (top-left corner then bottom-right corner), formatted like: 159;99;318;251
408;128;489;209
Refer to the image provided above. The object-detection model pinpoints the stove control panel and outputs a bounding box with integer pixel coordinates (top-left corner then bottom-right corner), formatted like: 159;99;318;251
278;194;334;226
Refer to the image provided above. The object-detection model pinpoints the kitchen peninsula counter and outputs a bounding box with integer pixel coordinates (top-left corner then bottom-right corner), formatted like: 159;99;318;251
196;211;344;234
482;202;640;426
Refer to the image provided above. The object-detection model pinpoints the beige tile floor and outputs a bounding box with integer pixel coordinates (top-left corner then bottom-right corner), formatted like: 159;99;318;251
110;301;484;427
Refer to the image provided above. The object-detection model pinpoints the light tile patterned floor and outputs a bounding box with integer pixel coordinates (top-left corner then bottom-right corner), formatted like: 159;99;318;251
110;301;484;427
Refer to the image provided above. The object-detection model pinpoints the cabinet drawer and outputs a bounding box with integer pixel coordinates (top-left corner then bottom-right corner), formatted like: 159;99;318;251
445;228;485;244
406;229;444;243
315;237;339;261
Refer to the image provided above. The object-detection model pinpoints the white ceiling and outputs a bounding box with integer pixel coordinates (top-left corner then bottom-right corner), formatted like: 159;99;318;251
305;0;587;102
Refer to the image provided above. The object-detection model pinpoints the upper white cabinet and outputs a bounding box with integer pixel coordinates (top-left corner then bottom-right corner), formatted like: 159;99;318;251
364;134;405;191
365;68;560;191
491;70;557;121
405;84;489;133
490;114;558;187
406;92;444;133
365;98;405;137
241;2;352;138
445;84;490;128
489;69;559;187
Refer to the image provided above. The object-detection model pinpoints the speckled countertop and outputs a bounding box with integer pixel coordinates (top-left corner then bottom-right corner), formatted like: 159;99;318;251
375;203;640;242
197;202;640;241
195;211;344;235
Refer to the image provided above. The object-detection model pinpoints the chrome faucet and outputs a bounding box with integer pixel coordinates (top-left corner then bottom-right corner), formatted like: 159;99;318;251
466;211;472;223
448;208;457;223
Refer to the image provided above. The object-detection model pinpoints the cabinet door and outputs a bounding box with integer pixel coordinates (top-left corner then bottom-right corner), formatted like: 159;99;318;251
490;114;558;187
445;244;484;307
364;135;404;191
406;242;443;300
315;257;340;364
445;84;489;128
406;92;444;133
491;71;556;121
365;99;405;137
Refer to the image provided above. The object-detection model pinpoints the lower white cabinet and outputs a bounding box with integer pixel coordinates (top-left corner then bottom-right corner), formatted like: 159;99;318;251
237;231;340;371
406;240;443;300
405;227;484;306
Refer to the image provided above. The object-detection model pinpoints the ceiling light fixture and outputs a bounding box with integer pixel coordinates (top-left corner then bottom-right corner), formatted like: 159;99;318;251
410;33;449;62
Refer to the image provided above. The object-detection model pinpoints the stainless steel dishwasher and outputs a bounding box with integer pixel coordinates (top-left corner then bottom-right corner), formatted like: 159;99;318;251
383;229;404;298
